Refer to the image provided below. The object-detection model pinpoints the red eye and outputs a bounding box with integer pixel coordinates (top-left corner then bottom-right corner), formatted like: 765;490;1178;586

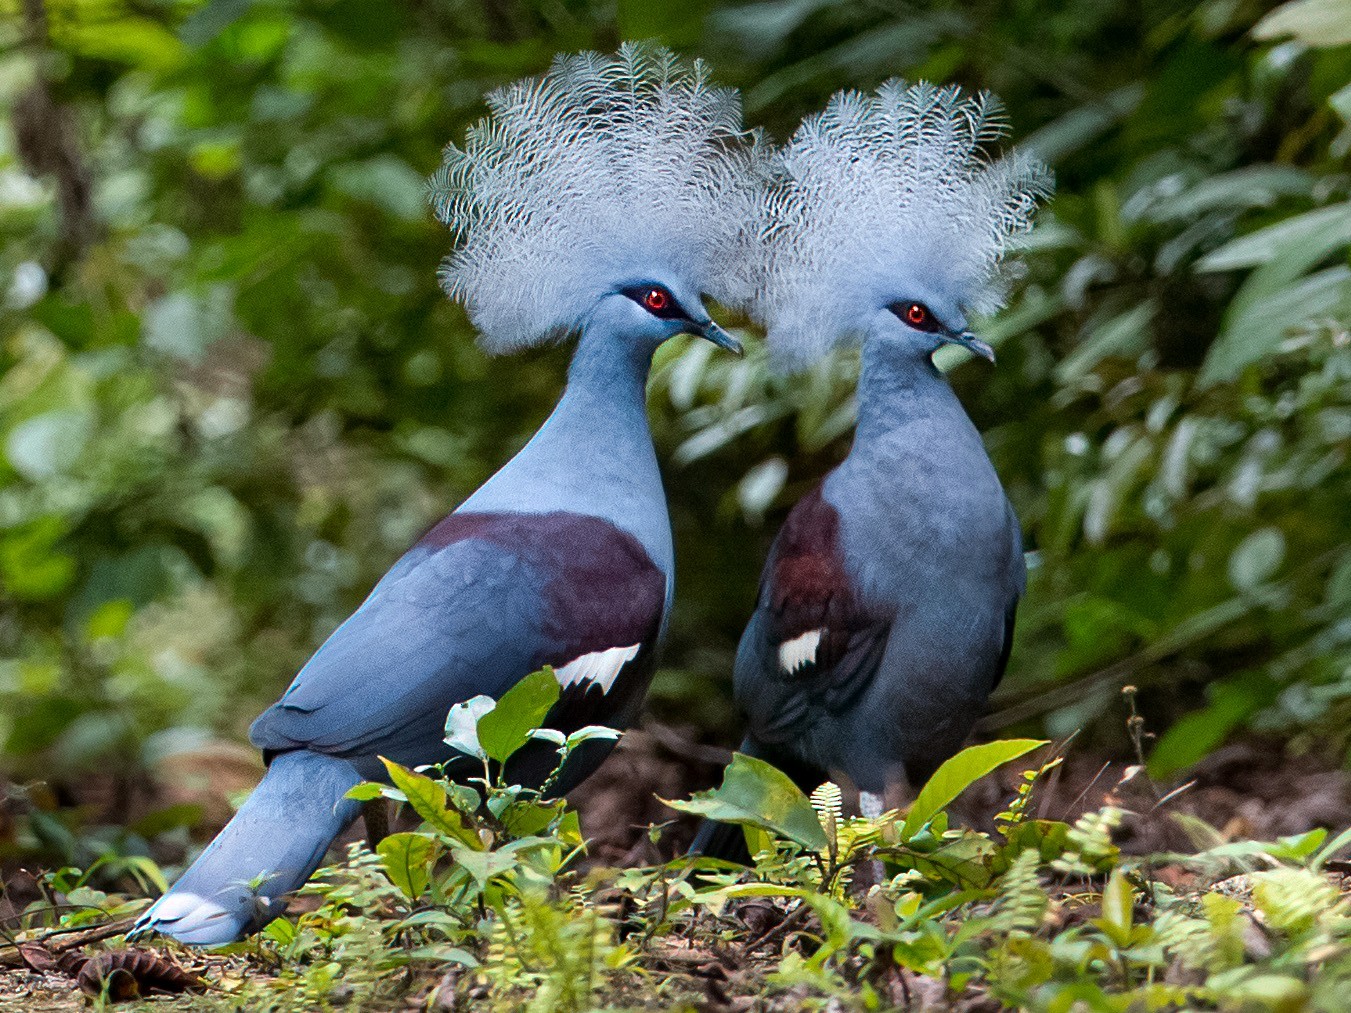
905;303;930;328
644;288;670;312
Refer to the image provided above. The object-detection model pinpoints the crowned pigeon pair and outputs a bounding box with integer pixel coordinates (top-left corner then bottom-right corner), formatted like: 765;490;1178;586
136;50;1046;944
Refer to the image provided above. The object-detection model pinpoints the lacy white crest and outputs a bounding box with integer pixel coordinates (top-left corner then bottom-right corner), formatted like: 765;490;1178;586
429;43;767;354
753;81;1051;364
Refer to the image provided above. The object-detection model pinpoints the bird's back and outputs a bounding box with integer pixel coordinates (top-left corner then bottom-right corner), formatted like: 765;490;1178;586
251;510;668;788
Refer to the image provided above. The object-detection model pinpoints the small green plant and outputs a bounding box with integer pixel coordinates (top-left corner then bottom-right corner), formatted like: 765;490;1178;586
16;716;1351;1010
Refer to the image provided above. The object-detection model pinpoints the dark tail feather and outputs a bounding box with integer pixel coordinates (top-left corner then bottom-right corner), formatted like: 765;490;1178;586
134;751;363;945
688;736;824;865
689;816;753;863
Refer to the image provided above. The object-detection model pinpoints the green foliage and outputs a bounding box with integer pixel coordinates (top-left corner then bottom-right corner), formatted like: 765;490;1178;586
15;702;1351;1009
0;0;1347;968
472;668;575;765
664;751;830;852
1;6;1347;1007
901;738;1046;839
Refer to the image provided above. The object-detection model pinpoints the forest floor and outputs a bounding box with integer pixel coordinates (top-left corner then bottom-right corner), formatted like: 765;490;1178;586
2;728;1350;1010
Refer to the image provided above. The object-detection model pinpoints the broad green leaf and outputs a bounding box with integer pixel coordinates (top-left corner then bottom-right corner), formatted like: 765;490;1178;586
329;156;427;221
502;799;566;838
894;830;999;890
742;824;774;858
1055;302;1156;385
403;945;480;966
663;753;828;852
1196;203;1351;272
1200;265;1351;386
1253;0;1351;45
1229;975;1308;1009
444;696;495;758
557;809;583;848
901;740;1046;840
378;832;436;899
5;409;93;480
263;918;297;946
58;17;187;70
564;725;621;750
142;286;233;362
1313;825;1351;871
380;758;483;850
476;669;561;763
1095;867;1135;946
450;845;516;891
1140;165;1311;224
1228;527;1286;592
1022;85;1143;164
1332;82;1351;127
1148;675;1275;777
1265;828;1328;862
343;782;385;802
0;517;77;601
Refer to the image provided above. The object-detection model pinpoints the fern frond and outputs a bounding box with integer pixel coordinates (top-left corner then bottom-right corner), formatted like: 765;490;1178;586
810;781;843;857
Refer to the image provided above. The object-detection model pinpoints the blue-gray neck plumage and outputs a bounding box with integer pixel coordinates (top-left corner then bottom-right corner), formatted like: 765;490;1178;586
825;336;1007;603
458;323;674;584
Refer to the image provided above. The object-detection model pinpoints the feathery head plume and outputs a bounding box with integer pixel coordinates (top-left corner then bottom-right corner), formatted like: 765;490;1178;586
429;43;767;354
752;81;1051;365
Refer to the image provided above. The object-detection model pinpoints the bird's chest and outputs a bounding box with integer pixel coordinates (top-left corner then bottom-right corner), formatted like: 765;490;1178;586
825;453;1009;611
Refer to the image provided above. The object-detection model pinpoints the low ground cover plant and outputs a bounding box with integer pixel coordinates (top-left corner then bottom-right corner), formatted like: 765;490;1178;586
5;674;1350;1011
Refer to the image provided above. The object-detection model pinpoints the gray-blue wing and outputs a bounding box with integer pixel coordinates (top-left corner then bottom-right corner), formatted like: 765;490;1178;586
249;510;668;780
250;536;545;770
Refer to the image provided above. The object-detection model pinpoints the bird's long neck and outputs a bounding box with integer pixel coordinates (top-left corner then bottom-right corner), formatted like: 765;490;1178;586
826;337;1004;600
845;337;976;452
459;326;673;576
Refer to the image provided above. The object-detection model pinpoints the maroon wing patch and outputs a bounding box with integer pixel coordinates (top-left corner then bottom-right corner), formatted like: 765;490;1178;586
420;511;666;725
760;487;890;713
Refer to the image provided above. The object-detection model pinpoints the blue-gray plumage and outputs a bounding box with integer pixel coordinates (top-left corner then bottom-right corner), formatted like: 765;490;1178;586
731;328;1024;795
135;45;764;944
692;81;1047;857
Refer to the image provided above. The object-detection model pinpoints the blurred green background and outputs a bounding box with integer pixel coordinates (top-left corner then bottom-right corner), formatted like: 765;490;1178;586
0;0;1348;867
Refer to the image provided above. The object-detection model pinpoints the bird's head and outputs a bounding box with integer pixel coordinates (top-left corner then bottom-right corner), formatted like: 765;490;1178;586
750;81;1050;369
429;44;764;358
870;294;994;365
588;277;742;355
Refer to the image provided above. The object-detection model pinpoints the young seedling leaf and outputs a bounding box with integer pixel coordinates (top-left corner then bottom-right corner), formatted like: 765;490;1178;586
380;757;483;850
444;695;495;758
901;739;1047;840
1095;866;1135;946
450;845;516;891
476;669;561;763
344;782;385;802
663;753;829;852
378;832;437;899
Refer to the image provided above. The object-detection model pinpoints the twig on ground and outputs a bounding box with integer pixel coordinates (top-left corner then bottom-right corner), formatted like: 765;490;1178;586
0;917;137;968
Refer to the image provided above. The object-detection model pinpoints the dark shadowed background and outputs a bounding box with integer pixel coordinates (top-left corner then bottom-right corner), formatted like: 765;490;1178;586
0;0;1348;872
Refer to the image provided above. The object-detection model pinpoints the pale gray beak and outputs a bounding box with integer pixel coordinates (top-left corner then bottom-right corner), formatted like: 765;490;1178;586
698;320;743;356
950;330;996;364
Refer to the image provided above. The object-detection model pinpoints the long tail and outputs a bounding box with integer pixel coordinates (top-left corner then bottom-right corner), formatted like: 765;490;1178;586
688;736;824;864
135;751;363;945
